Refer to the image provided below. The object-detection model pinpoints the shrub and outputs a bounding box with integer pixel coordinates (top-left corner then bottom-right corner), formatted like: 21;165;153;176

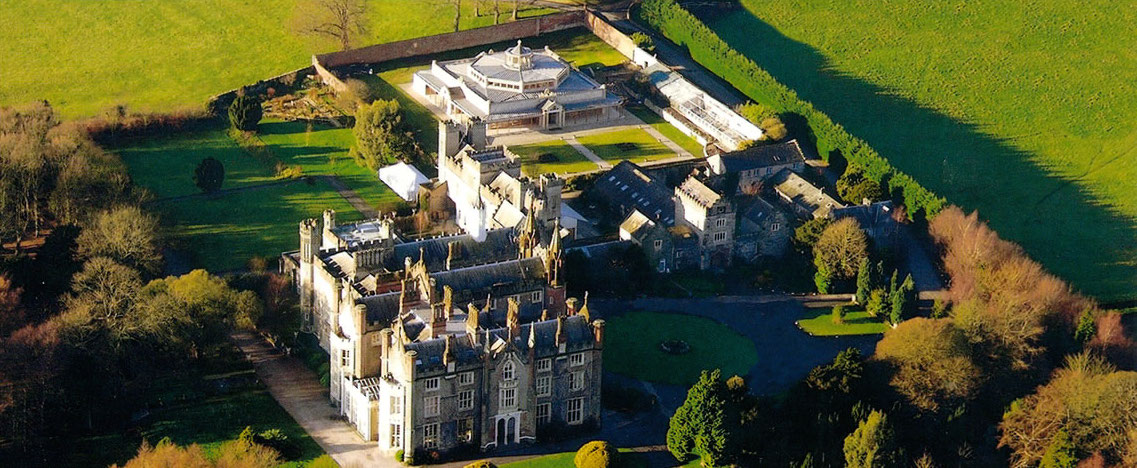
832;305;846;324
463;461;498;468
866;289;887;317
575;440;618;468
630;31;655;53
254;429;297;460
395;449;404;463
193;157;225;193
536;152;559;163
228;94;263;131
759;116;788;141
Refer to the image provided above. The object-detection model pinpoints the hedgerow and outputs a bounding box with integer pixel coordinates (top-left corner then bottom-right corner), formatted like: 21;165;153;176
638;0;945;218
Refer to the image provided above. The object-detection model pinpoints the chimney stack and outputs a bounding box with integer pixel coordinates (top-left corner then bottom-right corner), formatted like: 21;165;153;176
507;297;521;339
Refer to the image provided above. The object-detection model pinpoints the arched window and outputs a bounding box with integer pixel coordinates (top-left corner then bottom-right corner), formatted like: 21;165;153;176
502;361;516;381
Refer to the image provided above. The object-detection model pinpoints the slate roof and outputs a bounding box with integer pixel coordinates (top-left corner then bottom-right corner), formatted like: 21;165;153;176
770;169;844;219
714;139;805;173
384;228;518;271
831;201;899;232
359;292;402;327
431;257;547;302
738;196;783;236
588;161;676;226
406;315;595;373
676;176;722;208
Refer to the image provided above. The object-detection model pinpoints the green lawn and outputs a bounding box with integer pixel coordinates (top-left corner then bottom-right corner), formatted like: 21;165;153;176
0;0;555;118
257;119;402;210
797;308;888;337
115;125;275;199
509;139;599;176
577;128;677;166
158;179;362;271
54;350;326;467
604;311;758;387
626;105;705;156
702;1;1137;301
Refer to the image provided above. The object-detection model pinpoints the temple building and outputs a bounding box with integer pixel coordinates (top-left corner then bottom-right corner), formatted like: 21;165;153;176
282;208;602;462
412;40;622;129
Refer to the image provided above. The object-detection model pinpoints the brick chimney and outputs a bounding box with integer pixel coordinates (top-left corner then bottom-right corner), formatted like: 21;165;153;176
592;319;605;348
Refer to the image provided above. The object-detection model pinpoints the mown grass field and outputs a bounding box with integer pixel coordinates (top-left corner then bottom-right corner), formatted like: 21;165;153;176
158;179;362;271
116;127;276;199
0;0;555;118
578;128;677;165
797;308;887;337
257;119;403;209
510;139;598;176
626;105;704;156
604;310;757;387
701;0;1137;301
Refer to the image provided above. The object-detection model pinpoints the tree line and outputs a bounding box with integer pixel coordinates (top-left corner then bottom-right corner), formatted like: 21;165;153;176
667;206;1136;467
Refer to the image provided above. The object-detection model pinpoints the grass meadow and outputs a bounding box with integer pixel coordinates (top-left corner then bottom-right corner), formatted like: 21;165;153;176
578;128;677;166
158;179;362;271
796;308;888;337
116;127;276;199
604;310;757;387
0;0;555;118
702;1;1137;301
626;105;705;156
510;139;599;176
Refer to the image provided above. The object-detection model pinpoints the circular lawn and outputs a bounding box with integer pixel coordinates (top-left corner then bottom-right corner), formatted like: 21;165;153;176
603;310;759;387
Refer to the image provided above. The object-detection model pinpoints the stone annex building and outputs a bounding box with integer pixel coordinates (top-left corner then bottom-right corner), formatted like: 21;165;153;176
283;208;603;460
412;41;622;129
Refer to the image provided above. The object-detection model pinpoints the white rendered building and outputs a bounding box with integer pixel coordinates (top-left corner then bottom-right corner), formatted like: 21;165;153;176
412;41;622;129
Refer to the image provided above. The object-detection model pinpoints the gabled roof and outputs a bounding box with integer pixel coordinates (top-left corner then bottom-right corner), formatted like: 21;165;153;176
384;228;518;271
619;210;655;239
406;315;595;373
431;257;547;301
714;139;805;173
831;201;899;231
587;161;676;226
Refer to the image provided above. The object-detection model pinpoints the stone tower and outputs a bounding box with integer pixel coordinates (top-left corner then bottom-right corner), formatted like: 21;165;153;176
298;218;320;331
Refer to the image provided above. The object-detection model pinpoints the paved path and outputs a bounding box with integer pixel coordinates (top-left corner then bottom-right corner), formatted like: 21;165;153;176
320;175;379;218
231;332;394;468
565;137;612;169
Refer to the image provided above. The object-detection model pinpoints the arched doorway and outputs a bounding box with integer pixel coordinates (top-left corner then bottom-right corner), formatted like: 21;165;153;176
506;416;517;444
496;418;506;446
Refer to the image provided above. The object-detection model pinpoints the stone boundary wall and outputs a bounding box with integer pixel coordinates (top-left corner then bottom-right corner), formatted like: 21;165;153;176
315;11;586;68
312;59;348;94
207;66;314;115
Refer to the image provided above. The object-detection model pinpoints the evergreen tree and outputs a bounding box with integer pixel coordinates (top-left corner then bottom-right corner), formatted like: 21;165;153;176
855;257;872;304
843;410;899;468
667;370;738;467
228;94;262;131
1039;429;1078;468
1074;309;1096;346
193;157;225;193
350;98;413;170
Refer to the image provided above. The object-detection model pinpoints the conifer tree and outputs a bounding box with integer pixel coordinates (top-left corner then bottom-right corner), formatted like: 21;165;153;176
667;370;738;467
855;257;872;304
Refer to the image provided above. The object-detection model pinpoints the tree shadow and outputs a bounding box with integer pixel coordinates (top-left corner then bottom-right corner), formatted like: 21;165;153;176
697;9;1137;301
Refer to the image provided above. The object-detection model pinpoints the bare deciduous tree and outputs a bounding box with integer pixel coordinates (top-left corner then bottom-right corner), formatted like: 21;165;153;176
292;0;370;51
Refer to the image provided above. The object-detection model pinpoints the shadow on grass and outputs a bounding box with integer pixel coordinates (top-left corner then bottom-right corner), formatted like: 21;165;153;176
699;8;1137;302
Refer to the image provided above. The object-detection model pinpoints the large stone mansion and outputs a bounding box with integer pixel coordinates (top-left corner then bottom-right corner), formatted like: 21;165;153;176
282;206;603;461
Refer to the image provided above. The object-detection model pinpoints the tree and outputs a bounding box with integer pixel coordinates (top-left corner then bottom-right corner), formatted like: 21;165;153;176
843;410;900;468
350;99;413;170
630;32;655;53
0;274;24;337
228;94;262;132
889;274;915;325
193;157;225;193
1074;309;1096;346
865;288;887;317
292;0;369;51
667;370;738;467
575;440;618;468
66;257;142;322
855;257;873;304
1000;353;1137;467
874;318;981;412
832;305;846;324
813;261;833;294
76;206;162;275
794;218;831;250
843;180;884;205
759;117;788;141
813;218;869;280
805;348;864;395
1040;430;1079;468
738;102;778;124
